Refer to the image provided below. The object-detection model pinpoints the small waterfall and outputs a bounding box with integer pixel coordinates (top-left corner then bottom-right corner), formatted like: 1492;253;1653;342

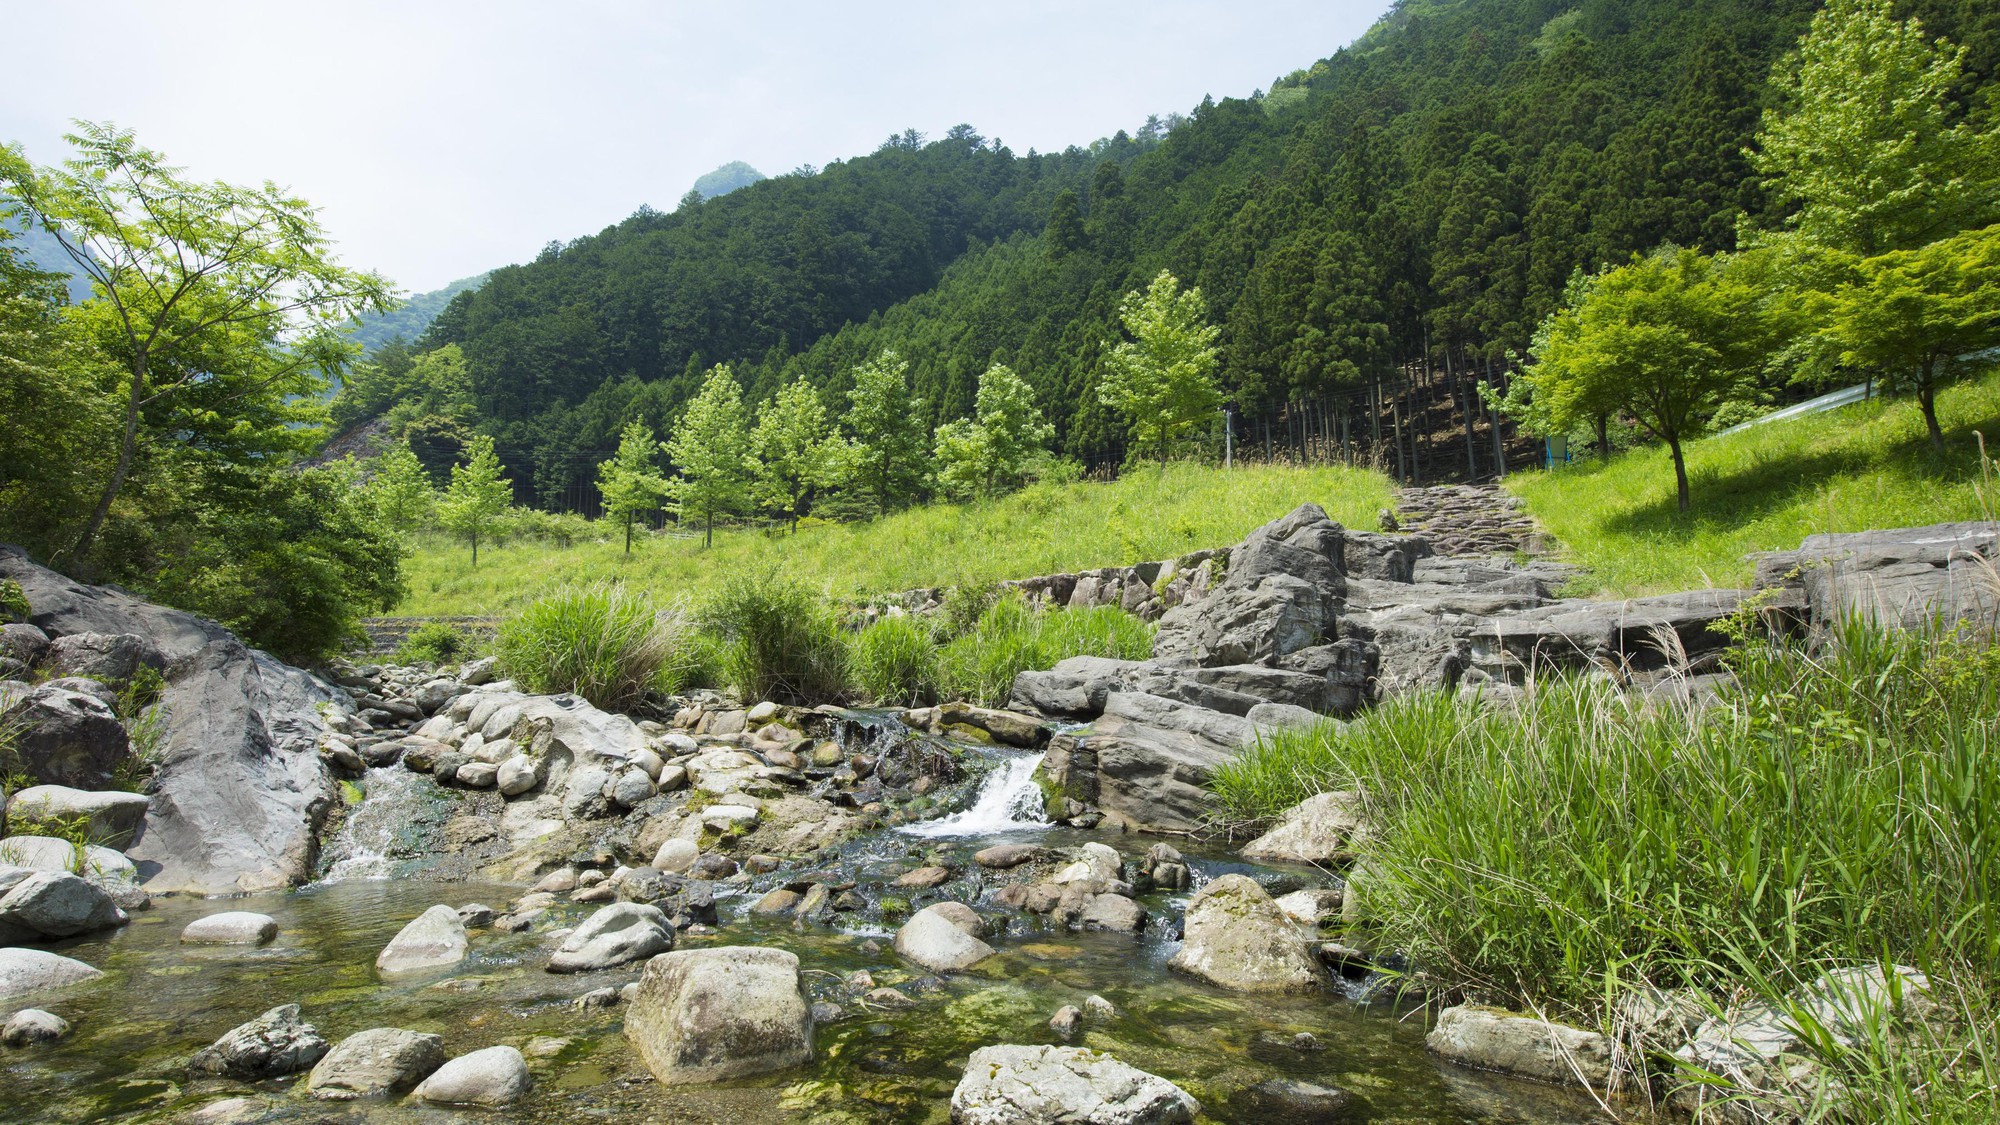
315;766;430;883
899;753;1049;838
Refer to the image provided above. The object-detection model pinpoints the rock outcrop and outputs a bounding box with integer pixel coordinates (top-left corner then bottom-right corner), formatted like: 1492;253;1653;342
410;1044;532;1106
1;547;351;896
894;902;996;973
0;947;103;1000
375;905;469;975
1426;1004;1614;1089
547;903;673;973
187;1004;330;1079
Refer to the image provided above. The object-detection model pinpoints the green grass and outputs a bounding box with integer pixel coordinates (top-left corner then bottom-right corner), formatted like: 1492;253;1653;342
1213;620;2000;1120
1507;370;2000;596
397;463;1396;616
494;582;701;709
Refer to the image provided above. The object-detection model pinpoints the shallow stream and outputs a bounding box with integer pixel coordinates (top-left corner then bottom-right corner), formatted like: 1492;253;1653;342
4;731;1643;1124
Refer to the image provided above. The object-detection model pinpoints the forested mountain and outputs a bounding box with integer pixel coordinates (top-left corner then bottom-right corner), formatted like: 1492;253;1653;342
378;0;1996;505
344;271;490;353
692;161;766;199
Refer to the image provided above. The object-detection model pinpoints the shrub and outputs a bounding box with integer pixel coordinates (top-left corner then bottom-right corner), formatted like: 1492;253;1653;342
0;578;29;623
938;597;1154;706
932;582;1001;643
394;621;476;666
495;583;691;710
700;569;849;705
850;615;941;706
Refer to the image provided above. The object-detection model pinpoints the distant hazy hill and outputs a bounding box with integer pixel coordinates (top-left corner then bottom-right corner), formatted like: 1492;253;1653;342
4;215;97;304
344;272;489;353
692;161;765;199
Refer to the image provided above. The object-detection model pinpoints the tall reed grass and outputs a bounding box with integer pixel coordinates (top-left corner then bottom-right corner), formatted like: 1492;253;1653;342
493;582;700;709
1214;619;2000;1118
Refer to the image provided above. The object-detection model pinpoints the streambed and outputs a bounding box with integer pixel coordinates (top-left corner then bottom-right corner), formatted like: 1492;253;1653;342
5;739;1643;1124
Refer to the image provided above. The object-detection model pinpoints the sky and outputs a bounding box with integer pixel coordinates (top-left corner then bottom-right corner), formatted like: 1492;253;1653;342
1;1;1393;295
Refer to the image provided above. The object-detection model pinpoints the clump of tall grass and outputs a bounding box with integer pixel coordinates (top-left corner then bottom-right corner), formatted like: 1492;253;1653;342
938;596;1155;706
700;569;850;705
495;582;696;709
849;615;942;706
1215;620;2000;1030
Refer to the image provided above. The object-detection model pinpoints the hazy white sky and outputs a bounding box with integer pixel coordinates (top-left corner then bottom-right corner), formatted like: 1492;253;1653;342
2;1;1391;294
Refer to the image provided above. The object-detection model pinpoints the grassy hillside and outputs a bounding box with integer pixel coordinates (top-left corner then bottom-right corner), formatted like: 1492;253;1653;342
398;463;1396;616
1508;370;2000;596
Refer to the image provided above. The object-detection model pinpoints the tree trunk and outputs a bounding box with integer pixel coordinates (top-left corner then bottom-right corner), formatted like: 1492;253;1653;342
624;515;634;555
471;532;480;568
705;510;714;549
1595;414;1610;458
1670;437;1691;513
1919;365;1944;453
70;354;148;567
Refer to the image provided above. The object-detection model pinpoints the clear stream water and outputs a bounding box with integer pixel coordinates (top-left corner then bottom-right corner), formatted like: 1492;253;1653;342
3;737;1645;1124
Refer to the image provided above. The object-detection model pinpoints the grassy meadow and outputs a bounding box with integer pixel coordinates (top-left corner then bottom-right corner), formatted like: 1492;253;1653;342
397;462;1397;616
1507;368;2000;596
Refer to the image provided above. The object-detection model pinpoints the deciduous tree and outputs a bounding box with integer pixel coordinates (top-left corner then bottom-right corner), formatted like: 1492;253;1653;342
751;377;839;530
596;419;669;553
438;435;514;566
0;123;389;565
1098;271;1221;466
1515;248;1772;512
666;364;752;547
844;350;928;515
1831;224;2000;452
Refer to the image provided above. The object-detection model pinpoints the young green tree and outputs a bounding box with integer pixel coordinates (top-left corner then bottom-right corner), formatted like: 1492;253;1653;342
363;444;436;536
665;364;752;547
1515;248;1772;513
1098;270;1222;466
596;418;670;553
931;418;990;501
438;435;514;566
1831;224;2000;453
933;362;1054;499
1747;0;2000;257
0;123;390;565
844;350;929;516
750;377;838;530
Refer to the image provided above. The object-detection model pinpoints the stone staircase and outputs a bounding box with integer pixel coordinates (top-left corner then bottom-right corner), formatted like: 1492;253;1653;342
1392;484;1548;558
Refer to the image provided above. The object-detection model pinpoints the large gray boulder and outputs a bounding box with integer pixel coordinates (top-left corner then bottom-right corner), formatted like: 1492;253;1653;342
1240;791;1370;867
188;1004;330;1079
375;905;469;975
547;903;674;973
45;632;163;682
5;785;151;849
1;548;348;897
893;902;996;973
1168;874;1323;993
949;1044;1198;1124
306;1027;447;1099
2;1007;71;1046
1426;1004;1613;1088
0;869;127;938
410;1044;531;1106
625;946;814;1084
0;947;103;1000
1;684;129;789
1151;504;1347;668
